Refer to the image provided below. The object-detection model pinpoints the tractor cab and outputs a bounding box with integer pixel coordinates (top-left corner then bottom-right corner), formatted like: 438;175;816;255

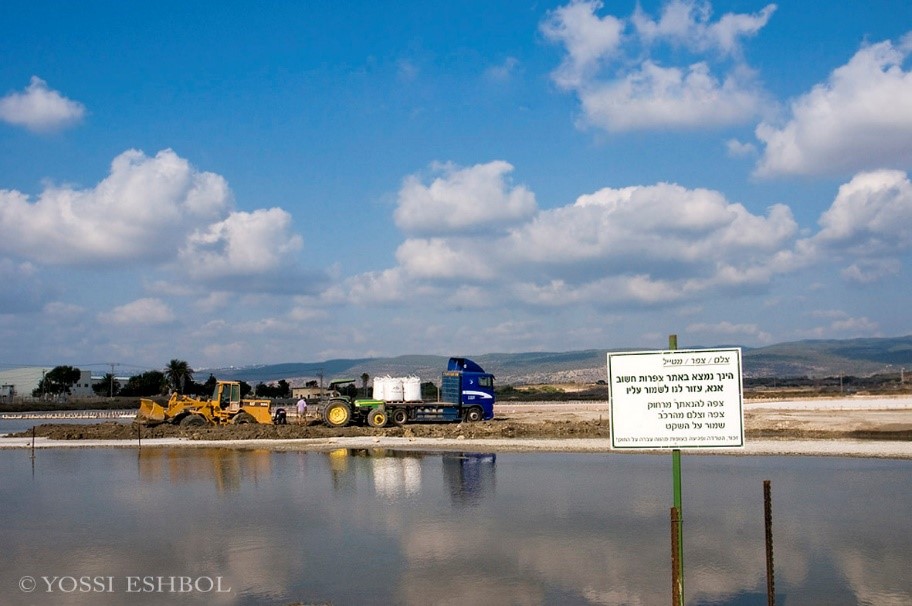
327;379;358;400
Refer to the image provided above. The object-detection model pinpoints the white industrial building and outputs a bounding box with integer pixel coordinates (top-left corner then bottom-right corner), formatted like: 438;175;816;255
0;367;97;398
0;367;46;398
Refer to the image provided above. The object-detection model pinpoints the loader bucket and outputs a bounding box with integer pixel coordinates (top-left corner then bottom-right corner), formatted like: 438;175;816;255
135;398;166;426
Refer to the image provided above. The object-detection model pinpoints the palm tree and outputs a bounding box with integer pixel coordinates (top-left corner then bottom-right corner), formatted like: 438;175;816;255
165;359;194;394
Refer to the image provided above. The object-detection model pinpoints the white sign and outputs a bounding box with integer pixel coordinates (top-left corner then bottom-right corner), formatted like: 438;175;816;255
608;348;744;450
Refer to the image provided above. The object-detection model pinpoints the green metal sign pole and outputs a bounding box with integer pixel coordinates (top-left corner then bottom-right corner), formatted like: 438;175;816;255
670;334;684;606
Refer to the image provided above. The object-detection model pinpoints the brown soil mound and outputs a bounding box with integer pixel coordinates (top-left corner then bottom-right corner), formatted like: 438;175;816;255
6;404;912;442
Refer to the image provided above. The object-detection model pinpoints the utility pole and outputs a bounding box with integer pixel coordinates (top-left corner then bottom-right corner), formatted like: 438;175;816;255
107;362;120;397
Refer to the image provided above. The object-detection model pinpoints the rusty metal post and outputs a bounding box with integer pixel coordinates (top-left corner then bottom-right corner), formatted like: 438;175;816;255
668;334;684;602
764;479;775;606
671;506;682;606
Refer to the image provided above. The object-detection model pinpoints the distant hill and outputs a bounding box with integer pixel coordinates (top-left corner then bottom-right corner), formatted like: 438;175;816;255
743;336;912;378
211;335;912;386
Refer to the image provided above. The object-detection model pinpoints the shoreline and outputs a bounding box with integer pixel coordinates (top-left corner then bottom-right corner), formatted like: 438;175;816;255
2;434;910;459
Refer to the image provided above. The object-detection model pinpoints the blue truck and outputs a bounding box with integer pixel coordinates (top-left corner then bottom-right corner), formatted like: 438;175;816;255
321;357;495;427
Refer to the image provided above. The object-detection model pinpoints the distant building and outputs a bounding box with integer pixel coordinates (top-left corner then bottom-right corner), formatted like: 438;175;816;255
0;367;47;397
0;367;103;398
291;386;326;399
70;370;95;397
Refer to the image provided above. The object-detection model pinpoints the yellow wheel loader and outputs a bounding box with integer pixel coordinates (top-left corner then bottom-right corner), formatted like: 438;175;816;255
135;380;273;427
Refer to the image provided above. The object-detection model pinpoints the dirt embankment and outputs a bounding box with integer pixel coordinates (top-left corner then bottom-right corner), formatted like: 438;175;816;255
7;402;912;442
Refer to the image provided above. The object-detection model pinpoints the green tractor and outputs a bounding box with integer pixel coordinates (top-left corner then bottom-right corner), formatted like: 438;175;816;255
320;379;389;428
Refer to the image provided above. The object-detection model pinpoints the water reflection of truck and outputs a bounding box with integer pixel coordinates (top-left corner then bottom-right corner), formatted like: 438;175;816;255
326;448;424;495
443;453;496;506
322;358;495;428
324;449;495;505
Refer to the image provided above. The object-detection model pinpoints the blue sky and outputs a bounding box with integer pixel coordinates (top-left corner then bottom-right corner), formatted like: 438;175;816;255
2;0;912;372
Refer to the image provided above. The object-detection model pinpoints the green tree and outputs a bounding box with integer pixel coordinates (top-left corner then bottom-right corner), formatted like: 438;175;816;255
200;374;218;397
420;381;438;400
165;359;194;394
339;383;357;398
255;380;291;398
92;373;121;397
240;381;253;397
120;371;167;397
276;379;290;398
33;365;82;397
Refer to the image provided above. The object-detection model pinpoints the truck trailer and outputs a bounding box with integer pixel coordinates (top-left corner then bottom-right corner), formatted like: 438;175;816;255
322;357;495;427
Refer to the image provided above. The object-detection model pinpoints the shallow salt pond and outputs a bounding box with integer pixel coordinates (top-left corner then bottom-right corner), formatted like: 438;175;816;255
1;447;910;605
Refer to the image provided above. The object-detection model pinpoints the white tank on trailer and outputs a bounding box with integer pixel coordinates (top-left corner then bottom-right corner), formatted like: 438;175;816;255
372;376;390;400
403;376;421;402
387;377;404;402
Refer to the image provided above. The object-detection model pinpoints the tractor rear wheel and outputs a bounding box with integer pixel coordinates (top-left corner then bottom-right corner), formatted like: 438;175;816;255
323;401;352;428
366;408;388;428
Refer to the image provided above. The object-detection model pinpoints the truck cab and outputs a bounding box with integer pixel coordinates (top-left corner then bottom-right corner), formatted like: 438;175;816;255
442;357;495;421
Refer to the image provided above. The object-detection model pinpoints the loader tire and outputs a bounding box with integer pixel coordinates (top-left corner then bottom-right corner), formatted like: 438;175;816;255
233;412;256;424
180;414;207;427
323;401;352;428
366;408;388;428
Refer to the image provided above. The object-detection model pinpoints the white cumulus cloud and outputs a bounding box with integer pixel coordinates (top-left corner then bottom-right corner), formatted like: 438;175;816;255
99;298;174;326
0;149;230;265
726;138;757;158
632;1;776;56
799;310;880;339
755;37;912;176
0;76;86;132
542;0;774;132
813;170;912;255
841;259;901;285
786;169;912;285
394;161;537;235
509;182;796;271
0;147;317;294
541;0;625;89
179;208;304;280
349;175;801;309
395;238;495;281
686;320;772;343
579;61;765;132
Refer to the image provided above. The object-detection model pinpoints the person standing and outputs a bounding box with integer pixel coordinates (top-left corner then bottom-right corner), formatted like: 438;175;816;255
297;395;308;423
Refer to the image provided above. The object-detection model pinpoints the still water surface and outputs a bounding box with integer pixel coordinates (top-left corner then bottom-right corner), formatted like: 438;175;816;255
1;446;909;605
